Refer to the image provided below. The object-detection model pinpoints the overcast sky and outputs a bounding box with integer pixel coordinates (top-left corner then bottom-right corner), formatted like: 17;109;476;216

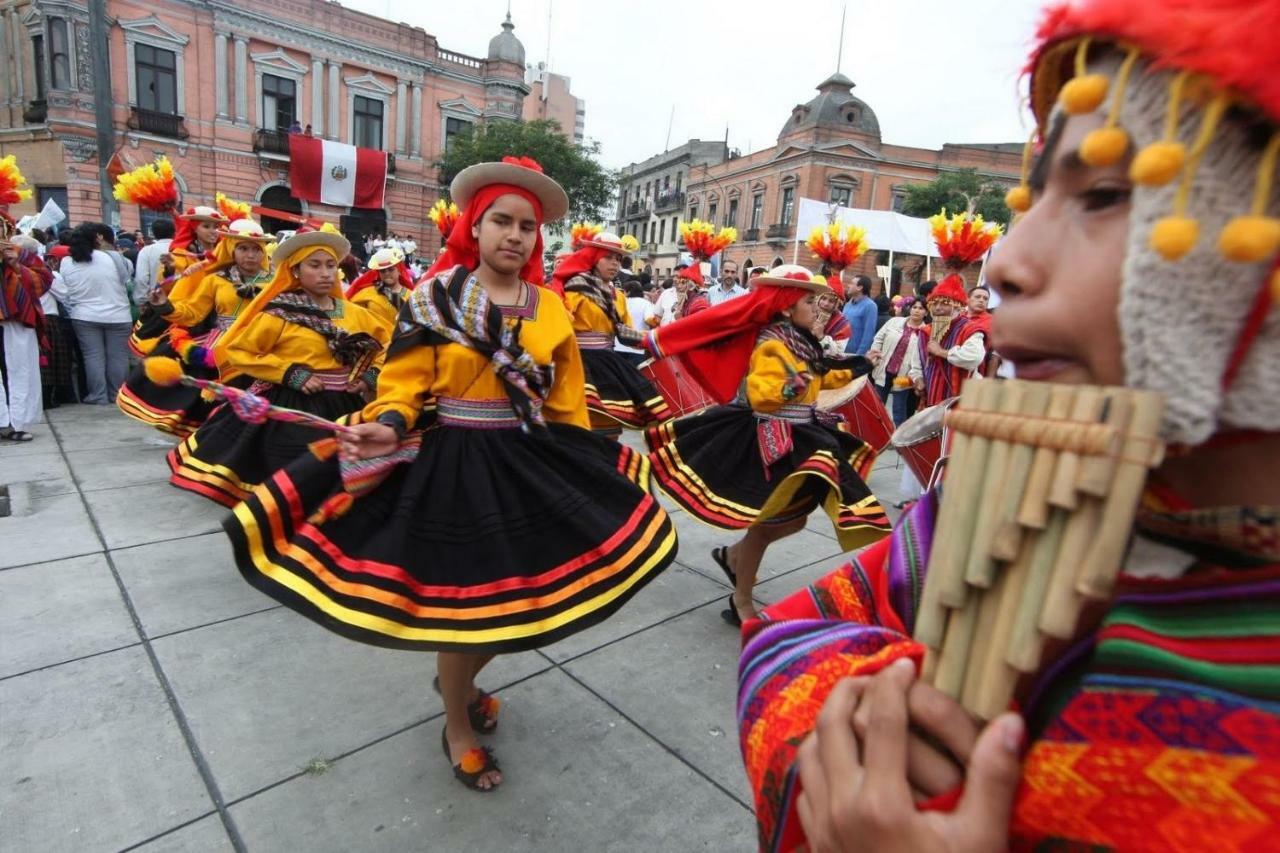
343;0;1044;170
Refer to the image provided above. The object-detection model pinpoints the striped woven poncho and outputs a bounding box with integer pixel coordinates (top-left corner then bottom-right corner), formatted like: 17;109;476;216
738;490;1280;852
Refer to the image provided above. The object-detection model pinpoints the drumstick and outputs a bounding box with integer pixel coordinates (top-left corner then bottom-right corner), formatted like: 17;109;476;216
933;380;1003;609
990;382;1052;562
1076;390;1165;599
913;382;988;647
963;381;1028;588
1047;387;1103;510
1017;385;1076;530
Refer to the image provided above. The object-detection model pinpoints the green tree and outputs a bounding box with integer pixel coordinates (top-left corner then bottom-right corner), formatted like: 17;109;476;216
436;119;616;226
899;168;1011;225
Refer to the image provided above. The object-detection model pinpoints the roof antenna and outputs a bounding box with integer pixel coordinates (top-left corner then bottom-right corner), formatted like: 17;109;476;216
836;1;847;73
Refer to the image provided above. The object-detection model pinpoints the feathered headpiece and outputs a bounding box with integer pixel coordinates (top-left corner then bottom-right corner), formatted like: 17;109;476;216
0;155;33;207
679;219;737;261
805;223;870;271
428;198;461;240
113;157;180;212
570;222;604;249
929;209;1002;270
215;192;252;223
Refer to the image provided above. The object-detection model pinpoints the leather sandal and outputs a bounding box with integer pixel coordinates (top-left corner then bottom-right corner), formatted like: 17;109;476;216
432;676;500;734
711;546;737;586
441;727;501;792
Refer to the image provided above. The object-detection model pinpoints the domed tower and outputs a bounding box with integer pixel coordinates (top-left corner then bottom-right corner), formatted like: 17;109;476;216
484;13;531;120
779;73;881;147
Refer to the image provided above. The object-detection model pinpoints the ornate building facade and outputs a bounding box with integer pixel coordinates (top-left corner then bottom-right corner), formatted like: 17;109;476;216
0;0;529;248
617;73;1023;287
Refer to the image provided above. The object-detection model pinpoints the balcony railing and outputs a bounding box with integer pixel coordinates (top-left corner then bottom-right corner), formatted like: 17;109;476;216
386;152;396;174
23;99;46;124
766;223;791;239
127;107;189;139
744;227;761;242
654;189;685;212
254;128;292;154
626;200;650;216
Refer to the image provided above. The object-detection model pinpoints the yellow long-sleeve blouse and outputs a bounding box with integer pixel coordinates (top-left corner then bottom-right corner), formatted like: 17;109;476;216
562;276;632;335
349;286;407;336
222;298;389;385
162;270;268;328
364;280;589;430
744;339;853;413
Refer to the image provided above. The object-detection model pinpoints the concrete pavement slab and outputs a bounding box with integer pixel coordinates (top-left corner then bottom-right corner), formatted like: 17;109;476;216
128;814;234;852
563;600;752;804
673;519;846;585
228;667;755;852
0;449;76;496
65;443;176;493
0;646;214;852
112;532;277;639
0;489;101;569
0;553;137;678
542;563;728;663
151;607;553;802
48;412;176;453
83;481;225;551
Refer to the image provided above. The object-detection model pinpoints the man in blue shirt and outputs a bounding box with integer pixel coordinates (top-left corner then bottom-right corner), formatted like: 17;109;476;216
842;275;878;355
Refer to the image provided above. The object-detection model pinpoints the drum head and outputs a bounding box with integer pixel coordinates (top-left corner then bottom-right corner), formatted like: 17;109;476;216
891;396;958;448
816;375;868;411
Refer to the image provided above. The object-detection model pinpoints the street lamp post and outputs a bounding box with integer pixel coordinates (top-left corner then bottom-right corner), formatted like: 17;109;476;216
88;0;119;225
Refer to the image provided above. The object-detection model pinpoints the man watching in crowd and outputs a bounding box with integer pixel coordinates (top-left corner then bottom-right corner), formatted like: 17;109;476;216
842;274;878;355
708;260;747;306
132;218;174;305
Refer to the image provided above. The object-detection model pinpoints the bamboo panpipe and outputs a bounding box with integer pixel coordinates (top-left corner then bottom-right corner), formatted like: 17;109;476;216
914;380;1166;719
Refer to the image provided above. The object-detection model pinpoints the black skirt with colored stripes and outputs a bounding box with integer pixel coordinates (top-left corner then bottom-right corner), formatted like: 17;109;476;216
224;421;678;654
644;403;891;551
168;384;364;507
581;348;671;429
116;337;223;438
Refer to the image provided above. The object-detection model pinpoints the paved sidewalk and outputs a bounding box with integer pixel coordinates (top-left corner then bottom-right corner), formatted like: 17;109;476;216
0;404;911;852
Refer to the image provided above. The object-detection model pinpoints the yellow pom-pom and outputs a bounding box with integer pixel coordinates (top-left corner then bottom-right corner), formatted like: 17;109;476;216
1150;216;1199;261
1005;186;1031;213
1129;141;1186;186
143;357;186;386
1079;127;1129;167
1059;74;1109;115
1218;216;1280;263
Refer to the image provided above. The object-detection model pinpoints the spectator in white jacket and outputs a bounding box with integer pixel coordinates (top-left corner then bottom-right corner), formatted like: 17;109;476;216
866;298;929;425
54;225;133;404
132;218;174;303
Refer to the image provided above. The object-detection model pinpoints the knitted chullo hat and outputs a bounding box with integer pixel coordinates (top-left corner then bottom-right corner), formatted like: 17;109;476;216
1006;0;1280;446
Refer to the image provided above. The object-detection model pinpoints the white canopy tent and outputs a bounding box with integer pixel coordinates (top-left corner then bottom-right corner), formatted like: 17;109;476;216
792;198;941;284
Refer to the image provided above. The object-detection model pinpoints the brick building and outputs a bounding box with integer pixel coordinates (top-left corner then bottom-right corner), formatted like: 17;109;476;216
523;61;583;143
617;72;1022;289
615;139;729;279
0;0;530;250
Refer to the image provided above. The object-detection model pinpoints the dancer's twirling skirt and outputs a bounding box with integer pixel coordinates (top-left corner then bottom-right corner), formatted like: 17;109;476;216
117;330;226;438
168;372;363;507
645;403;891;551
579;336;670;429
225;396;679;653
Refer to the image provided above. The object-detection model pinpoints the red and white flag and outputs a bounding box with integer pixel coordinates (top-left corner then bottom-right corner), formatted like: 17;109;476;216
288;136;388;209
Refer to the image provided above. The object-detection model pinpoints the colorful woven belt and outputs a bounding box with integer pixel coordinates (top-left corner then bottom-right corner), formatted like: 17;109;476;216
436;396;522;430
575;332;615;350
758;403;815;424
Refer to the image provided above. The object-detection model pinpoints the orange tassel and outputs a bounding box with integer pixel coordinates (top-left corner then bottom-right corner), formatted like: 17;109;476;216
308;437;340;461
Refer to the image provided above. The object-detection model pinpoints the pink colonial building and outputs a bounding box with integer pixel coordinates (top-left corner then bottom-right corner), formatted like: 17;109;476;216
0;0;530;249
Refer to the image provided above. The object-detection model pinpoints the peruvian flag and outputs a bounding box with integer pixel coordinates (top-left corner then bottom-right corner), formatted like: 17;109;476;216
288;136;388;208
